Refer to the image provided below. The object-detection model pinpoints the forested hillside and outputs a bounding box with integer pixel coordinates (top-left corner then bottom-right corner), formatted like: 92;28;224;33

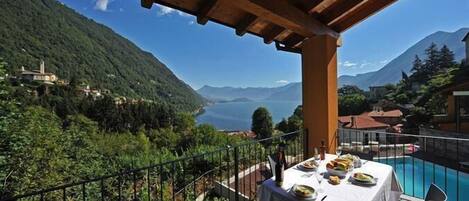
339;28;468;89
0;0;204;111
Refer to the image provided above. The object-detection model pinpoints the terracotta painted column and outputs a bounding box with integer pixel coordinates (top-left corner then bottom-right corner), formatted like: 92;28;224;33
301;34;338;158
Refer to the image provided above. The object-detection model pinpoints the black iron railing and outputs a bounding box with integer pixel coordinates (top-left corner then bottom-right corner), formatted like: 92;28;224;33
5;128;469;201
2;131;304;201
337;128;469;201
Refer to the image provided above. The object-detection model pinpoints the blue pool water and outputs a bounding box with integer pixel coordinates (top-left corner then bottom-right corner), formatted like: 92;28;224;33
377;157;469;201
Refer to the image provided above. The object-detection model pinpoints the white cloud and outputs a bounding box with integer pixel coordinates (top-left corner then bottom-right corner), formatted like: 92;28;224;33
94;0;109;11
188;20;195;25
156;5;190;17
276;80;289;84
157;5;175;15
358;61;372;68
342;61;357;67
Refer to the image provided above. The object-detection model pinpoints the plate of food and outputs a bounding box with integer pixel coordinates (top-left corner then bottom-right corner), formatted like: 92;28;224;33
339;154;362;168
326;159;352;177
350;172;377;186
289;184;318;200
299;160;319;171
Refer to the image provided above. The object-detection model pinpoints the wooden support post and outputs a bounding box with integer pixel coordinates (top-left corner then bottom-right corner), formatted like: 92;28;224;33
301;34;338;158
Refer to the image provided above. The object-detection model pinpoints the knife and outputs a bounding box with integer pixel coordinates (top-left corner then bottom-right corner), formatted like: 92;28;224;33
320;195;328;201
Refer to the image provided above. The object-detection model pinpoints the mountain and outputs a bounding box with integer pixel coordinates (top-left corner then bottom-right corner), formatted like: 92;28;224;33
265;82;302;101
0;0;204;111
339;28;468;89
197;82;302;101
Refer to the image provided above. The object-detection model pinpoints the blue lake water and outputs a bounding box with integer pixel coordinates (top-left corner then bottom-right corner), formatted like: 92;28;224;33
196;100;302;130
378;157;469;201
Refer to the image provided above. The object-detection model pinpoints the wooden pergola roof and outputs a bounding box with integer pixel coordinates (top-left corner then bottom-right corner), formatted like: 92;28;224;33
141;0;397;52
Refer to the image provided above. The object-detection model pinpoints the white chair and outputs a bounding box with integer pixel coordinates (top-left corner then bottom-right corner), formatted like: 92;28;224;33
424;183;447;201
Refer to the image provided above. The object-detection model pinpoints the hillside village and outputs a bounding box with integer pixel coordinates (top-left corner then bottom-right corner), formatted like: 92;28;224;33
7;60;158;105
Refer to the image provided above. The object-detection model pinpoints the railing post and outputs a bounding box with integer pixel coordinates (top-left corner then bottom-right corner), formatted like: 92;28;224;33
234;146;240;201
303;128;309;161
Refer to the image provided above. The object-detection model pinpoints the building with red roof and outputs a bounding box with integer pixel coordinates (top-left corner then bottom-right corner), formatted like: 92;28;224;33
339;109;403;131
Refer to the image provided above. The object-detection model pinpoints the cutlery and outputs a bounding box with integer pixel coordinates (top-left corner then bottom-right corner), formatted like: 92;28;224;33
320;195;327;201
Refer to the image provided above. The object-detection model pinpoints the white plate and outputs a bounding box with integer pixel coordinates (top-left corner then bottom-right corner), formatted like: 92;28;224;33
289;185;318;200
298;161;318;171
298;165;317;172
349;176;378;186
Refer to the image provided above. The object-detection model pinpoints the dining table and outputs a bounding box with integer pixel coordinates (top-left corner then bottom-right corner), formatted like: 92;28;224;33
257;154;402;201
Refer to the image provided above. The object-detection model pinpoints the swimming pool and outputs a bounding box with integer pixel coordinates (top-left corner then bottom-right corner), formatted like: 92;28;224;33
377;157;469;201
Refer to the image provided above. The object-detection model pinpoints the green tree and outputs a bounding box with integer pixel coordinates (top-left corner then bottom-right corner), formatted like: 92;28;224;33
276;118;289;133
438;45;456;70
338;85;364;96
174;113;196;133
63;115;104;179
0;58;16;198
339;94;368;116
136;128;151;154
292;105;303;119
2;107;71;194
424;43;440;74
287;105;303;132
411;55;425;82
252;107;273;141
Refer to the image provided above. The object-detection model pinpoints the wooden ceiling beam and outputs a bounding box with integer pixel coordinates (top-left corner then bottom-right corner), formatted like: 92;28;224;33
197;0;220;25
141;0;154;9
290;0;323;13
282;33;305;48
332;0;397;32
263;26;287;44
235;14;260;36
275;41;301;54
319;0;364;25
308;0;337;14
226;0;339;38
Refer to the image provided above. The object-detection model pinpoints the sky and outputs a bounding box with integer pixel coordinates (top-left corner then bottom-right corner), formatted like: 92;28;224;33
57;0;469;89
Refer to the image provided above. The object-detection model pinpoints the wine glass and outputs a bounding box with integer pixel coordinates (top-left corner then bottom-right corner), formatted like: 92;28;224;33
314;147;320;160
336;146;343;157
315;172;324;193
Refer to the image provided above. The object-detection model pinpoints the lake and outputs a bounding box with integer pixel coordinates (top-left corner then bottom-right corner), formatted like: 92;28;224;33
196;100;302;130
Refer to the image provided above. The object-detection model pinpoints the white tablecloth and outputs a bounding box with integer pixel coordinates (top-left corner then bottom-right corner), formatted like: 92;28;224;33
257;154;402;201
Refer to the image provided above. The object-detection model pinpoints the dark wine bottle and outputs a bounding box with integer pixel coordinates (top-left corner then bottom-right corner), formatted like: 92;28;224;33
320;139;326;160
275;150;284;186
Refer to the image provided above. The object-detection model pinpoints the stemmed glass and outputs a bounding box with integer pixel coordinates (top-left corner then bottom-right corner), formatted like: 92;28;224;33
315;171;324;193
336;146;343;157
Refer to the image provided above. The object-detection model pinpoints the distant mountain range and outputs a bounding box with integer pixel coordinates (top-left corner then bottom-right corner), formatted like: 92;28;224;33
339;28;468;89
197;82;302;102
200;28;469;99
0;0;204;112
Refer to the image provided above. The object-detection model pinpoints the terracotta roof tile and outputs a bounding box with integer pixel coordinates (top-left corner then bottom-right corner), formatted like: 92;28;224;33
339;115;389;129
367;109;402;117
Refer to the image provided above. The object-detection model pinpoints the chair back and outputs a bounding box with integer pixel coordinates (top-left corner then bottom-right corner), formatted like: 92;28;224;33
425;183;447;201
268;155;276;177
